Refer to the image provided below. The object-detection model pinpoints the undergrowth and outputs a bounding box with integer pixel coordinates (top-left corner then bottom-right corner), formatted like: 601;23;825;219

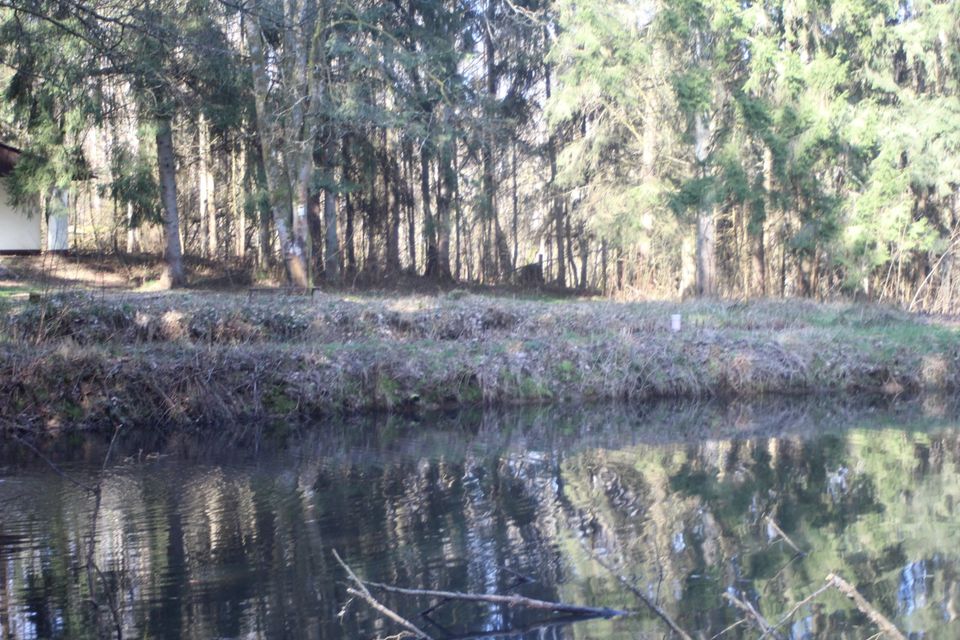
1;291;958;432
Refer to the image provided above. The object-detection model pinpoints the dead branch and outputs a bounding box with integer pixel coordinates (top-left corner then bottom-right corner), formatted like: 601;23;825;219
430;613;607;640
10;433;98;493
825;573;906;640
709;617;747;639
346;588;435;640
363;581;630;619
765;516;803;555
723;592;782;640
761;582;833;638
582;545;693;640
332;550;435;640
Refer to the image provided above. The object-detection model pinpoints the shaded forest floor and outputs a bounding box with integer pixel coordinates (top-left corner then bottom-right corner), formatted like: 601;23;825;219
1;253;959;434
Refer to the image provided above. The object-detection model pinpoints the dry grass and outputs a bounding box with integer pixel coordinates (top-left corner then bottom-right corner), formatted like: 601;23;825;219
1;289;958;432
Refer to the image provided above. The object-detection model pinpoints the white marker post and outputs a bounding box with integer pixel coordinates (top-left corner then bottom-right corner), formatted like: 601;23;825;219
671;314;682;333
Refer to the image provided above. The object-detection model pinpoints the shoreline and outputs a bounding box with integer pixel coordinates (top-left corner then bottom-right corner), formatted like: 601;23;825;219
2;291;958;433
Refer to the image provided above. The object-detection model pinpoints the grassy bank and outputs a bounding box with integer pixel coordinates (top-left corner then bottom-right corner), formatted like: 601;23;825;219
1;290;958;432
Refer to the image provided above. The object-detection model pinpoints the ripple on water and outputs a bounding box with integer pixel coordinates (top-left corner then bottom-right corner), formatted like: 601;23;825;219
2;400;960;638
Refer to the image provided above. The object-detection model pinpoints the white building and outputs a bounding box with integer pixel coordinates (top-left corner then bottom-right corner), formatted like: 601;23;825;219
0;142;41;254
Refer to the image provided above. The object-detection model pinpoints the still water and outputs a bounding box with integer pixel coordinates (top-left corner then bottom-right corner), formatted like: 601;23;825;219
2;399;960;639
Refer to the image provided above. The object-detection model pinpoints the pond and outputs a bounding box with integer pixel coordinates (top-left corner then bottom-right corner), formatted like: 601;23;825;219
2;398;959;639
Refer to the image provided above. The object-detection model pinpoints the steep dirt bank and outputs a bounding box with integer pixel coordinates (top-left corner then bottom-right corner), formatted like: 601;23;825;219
1;291;958;433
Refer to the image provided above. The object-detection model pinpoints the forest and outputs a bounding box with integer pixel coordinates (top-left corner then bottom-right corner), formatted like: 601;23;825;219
0;0;958;309
4;4;960;638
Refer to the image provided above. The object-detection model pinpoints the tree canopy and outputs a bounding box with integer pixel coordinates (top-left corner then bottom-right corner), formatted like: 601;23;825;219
0;0;957;308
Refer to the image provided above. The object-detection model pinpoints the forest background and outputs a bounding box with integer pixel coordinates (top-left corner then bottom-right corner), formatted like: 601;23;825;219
1;0;959;312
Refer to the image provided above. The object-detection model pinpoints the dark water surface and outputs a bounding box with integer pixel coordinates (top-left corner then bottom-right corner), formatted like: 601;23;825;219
2;399;960;639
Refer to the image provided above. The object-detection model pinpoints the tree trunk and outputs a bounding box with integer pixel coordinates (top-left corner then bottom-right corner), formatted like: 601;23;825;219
289;154;314;288
199;114;217;260
323;138;340;282
386;135;401;276
751;220;766;296
751;145;774;296
436;139;454;280
616;247;624;293
308;191;323;274
566;210;577;288
342;139;356;274
511;140;518;270
125;203;139;253
545;62;565;288
344;191;356;274
402;139;416;272
231;140;245;258
420;147;437;276
454;140;463;281
482;0;505;280
694;113;716;297
366;175;379;276
244;10;307;286
494;218;512;280
578;224;589;290
155;115;186;288
679;233;697;298
252;146;272;267
696;209;717;296
601;238;608;295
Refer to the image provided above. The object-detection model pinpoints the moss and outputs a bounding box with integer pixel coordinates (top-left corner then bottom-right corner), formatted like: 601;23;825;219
263;387;298;415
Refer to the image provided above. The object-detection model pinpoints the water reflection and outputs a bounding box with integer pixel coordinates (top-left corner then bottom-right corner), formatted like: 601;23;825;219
1;398;960;638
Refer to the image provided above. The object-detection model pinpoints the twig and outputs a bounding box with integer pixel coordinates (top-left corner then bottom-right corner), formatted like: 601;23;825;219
578;548;692;639
332;550;435;640
101;423;122;473
825;573;906;640
346;588;434;640
761;582;833;638
11;425;124;639
765;516;803;555
710;617;747;639
763;551;805;595
10;434;98;493
723;592;782;640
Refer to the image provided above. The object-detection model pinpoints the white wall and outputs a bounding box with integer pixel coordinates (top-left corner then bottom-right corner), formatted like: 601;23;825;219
0;179;40;252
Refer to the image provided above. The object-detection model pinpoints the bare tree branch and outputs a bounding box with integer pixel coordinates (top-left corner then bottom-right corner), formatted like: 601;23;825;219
332;549;435;640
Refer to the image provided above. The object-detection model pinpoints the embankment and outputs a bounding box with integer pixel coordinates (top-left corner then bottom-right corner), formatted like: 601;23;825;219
2;291;958;432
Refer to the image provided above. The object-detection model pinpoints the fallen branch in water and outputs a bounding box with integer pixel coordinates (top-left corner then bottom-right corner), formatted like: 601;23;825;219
825;573;906;640
362;581;630;619
333;548;631;639
432;613;611;640
583;547;693;640
723;592;782;640
332;550;435;640
750;573;907;640
762;582;834;638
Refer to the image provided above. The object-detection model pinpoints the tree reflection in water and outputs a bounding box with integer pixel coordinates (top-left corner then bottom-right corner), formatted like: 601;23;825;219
1;397;959;639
